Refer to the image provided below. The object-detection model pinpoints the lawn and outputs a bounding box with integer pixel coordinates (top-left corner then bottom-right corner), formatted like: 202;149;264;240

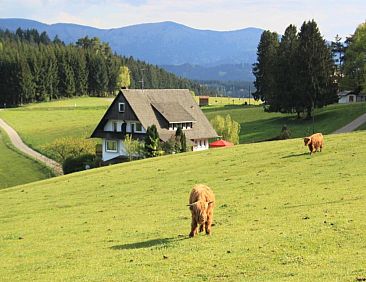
0;131;365;281
194;96;261;106
0;97;110;154
1;97;366;157
0;129;52;189
356;119;366;131
204;102;366;143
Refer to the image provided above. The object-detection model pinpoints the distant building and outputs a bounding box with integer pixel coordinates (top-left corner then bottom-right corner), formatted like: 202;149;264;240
199;96;209;107
91;89;218;162
338;90;366;103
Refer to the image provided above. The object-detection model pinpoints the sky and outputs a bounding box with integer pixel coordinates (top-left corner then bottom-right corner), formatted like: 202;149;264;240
1;0;365;40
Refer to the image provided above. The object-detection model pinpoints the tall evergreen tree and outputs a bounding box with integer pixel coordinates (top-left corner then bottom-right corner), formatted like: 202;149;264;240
276;24;301;115
297;20;336;117
252;31;279;110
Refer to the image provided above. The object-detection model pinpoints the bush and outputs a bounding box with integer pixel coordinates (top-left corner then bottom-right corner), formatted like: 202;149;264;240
210;114;240;144
62;153;98;174
42;137;96;163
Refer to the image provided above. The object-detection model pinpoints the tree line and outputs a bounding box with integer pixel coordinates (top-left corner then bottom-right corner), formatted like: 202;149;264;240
253;20;337;118
339;22;366;93
0;28;208;106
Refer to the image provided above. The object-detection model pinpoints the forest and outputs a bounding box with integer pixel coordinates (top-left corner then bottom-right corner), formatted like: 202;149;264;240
252;20;366;118
0;28;209;106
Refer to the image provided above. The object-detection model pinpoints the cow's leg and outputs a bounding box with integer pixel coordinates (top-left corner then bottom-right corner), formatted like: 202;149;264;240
205;216;213;235
189;218;198;237
199;224;204;233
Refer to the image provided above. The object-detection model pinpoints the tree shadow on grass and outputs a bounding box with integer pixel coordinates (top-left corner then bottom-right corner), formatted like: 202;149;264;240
281;152;309;159
110;236;188;250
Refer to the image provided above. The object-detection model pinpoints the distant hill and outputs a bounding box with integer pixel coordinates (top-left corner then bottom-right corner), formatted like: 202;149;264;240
0;18;263;81
162;63;254;81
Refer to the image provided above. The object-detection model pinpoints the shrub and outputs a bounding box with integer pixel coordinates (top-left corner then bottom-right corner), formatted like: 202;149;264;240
42;137;96;163
62;153;98;174
210;114;241;144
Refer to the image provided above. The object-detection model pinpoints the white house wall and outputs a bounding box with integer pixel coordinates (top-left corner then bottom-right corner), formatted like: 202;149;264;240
102;139;128;161
104;120;146;133
338;95;357;104
192;139;209;151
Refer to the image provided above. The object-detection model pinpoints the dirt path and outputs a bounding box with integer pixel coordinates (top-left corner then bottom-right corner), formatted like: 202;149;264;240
332;113;366;134
0;117;63;175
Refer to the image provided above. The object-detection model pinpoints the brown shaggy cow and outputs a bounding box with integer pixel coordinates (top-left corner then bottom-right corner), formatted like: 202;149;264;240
187;184;215;237
304;133;324;154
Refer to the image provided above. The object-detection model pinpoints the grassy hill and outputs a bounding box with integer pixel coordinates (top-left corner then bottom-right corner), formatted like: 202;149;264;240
1;132;365;281
0;98;365;156
204;102;366;143
0;97;110;154
0;129;52;189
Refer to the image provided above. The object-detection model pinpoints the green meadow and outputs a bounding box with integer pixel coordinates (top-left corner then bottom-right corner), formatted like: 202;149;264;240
0;129;51;189
194;96;261;106
1;131;365;281
1;98;366;156
204;102;366;143
0;97;110;153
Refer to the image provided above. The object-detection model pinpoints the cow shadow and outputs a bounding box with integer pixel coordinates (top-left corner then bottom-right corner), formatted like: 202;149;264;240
110;236;188;250
281;152;309;159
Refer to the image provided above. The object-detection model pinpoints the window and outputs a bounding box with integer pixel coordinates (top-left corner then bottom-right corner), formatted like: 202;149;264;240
112;122;117;132
135;122;143;132
118;103;125;112
105;140;118;152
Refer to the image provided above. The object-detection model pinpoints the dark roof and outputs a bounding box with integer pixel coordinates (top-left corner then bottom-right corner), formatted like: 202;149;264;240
91;89;218;141
337;90;355;97
151;102;196;123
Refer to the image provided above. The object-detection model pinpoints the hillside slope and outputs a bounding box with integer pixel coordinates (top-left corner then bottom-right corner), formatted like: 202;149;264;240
0;130;51;189
1;132;365;281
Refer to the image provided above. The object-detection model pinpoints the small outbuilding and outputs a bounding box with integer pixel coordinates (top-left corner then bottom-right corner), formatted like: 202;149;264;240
338;90;366;103
199;96;209;107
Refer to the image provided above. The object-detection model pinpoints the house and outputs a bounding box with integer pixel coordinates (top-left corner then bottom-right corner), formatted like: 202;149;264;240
90;89;218;162
199;96;209;107
338;90;366;103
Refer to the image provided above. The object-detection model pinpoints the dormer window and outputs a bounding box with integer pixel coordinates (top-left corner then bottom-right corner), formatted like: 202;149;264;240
118;103;125;112
169;122;193;130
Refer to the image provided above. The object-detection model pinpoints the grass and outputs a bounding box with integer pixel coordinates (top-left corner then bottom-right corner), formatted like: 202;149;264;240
204;102;366;143
0;97;365;155
0;97;110;154
194;96;261;106
0;129;52;189
0;131;365;281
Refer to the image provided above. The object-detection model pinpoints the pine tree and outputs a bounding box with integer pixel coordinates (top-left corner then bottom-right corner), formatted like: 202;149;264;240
144;125;161;157
276;24;300;115
252;31;280;110
297;20;336;118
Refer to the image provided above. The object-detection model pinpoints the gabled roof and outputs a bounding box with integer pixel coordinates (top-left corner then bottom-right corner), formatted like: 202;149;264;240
337;90;355;97
151;102;196;123
91;89;218;141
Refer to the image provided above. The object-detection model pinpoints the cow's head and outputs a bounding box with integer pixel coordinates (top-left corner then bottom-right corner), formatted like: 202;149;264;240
187;201;214;224
304;137;312;146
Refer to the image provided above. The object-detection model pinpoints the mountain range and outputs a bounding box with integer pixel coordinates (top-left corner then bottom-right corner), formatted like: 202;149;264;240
0;18;263;81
